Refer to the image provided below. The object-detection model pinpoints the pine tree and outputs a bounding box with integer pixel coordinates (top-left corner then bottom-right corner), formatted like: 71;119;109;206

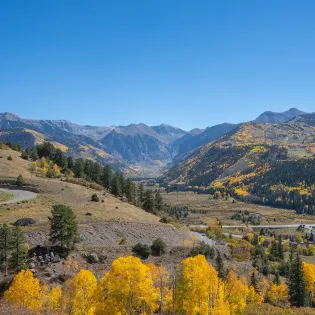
73;158;84;178
154;191;163;211
215;250;225;279
110;173;121;197
101;165;112;189
250;269;260;293
142;189;154;212
10;226;28;271
278;235;284;260
67;156;74;171
273;271;280;285
30;148;39;161
252;234;259;246
288;254;307;307
137;183;144;205
49;205;79;251
16;174;25;187
125;178;135;203
0;224;12;275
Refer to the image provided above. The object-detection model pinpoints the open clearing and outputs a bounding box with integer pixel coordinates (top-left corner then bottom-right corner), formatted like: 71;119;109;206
162;191;315;227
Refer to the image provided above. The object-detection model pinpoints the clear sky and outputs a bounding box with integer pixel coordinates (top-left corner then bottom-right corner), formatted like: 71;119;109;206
1;1;315;130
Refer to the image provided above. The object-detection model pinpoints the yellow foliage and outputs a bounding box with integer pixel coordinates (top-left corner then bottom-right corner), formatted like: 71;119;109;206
267;283;288;305
4;269;42;312
100;256;159;314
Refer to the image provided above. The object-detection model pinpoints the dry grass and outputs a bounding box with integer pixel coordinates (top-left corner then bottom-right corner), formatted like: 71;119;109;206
162;191;315;226
0;191;14;202
0;148;160;230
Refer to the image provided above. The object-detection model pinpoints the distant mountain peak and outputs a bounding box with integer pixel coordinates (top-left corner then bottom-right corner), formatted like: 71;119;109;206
0;112;20;120
255;108;306;123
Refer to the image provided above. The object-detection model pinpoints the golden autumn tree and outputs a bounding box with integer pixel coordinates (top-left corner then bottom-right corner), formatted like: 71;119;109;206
69;270;99;315
4;269;42;312
100;256;159;314
303;262;315;301
42;285;62;313
176;254;220;314
267;282;288;306
224;270;248;314
148;263;173;313
212;283;231;315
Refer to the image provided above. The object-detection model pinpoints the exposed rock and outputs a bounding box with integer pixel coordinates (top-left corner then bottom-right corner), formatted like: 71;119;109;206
14;218;35;226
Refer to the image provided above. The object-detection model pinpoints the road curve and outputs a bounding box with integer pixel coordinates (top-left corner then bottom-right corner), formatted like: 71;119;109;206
0;188;37;205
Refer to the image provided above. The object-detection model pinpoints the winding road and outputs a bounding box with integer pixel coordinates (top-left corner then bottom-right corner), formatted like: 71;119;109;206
0;188;37;205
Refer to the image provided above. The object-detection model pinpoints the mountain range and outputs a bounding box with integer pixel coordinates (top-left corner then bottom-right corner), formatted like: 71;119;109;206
0;108;312;176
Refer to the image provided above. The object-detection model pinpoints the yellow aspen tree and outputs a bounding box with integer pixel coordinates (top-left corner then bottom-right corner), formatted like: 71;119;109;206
71;270;99;315
212;282;231;315
4;269;42;312
247;286;263;305
100;256;159;314
176;254;219;314
303;262;315;299
148;263;172;314
224;271;248;315
266;282;288;305
53;164;60;177
42;285;62;313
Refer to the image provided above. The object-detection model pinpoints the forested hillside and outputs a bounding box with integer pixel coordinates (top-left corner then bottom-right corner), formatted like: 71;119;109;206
163;120;315;214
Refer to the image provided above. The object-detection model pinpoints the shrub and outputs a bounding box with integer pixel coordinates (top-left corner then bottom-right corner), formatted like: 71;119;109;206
21;151;29;160
132;243;151;259
151;238;167;256
189;241;215;259
119;238;127;245
159;217;171;223
7;156;12;161
91;194;99;202
16;175;25;187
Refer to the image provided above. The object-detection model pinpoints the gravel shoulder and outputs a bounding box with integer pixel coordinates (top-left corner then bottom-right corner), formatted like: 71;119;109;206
0;188;37;205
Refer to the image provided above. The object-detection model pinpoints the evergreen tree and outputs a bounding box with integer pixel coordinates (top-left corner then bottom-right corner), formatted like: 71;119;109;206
273;271;280;285
10;227;28;271
118;172;126;196
21;150;29;160
215;250;225;279
252;234;259;246
36;142;55;159
137;183;144;205
154;191;163;211
101;165;112;189
49;205;79;251
278;235;284;260
30;148;39;161
91;162;102;183
73;158;85;178
250;269;260;293
53;149;67;169
125;178;135;203
110;173;121;197
67;156;74;171
16;174;25;187
142;189;154;212
0;224;12;275
288;254;307;307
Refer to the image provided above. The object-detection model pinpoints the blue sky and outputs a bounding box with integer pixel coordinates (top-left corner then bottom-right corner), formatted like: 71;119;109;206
1;1;315;130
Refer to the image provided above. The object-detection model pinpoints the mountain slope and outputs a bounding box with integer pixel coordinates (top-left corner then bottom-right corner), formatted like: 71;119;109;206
163;120;315;186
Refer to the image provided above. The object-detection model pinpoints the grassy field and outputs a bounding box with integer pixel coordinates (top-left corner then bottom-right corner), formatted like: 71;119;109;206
162;191;315;227
0;191;14;202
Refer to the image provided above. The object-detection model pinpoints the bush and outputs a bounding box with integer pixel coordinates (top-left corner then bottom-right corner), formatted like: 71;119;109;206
16;174;25;187
159;217;171;223
21;151;29;160
151;238;167;256
7;156;12;161
189;241;215;259
91;194;99;202
132;243;151;259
